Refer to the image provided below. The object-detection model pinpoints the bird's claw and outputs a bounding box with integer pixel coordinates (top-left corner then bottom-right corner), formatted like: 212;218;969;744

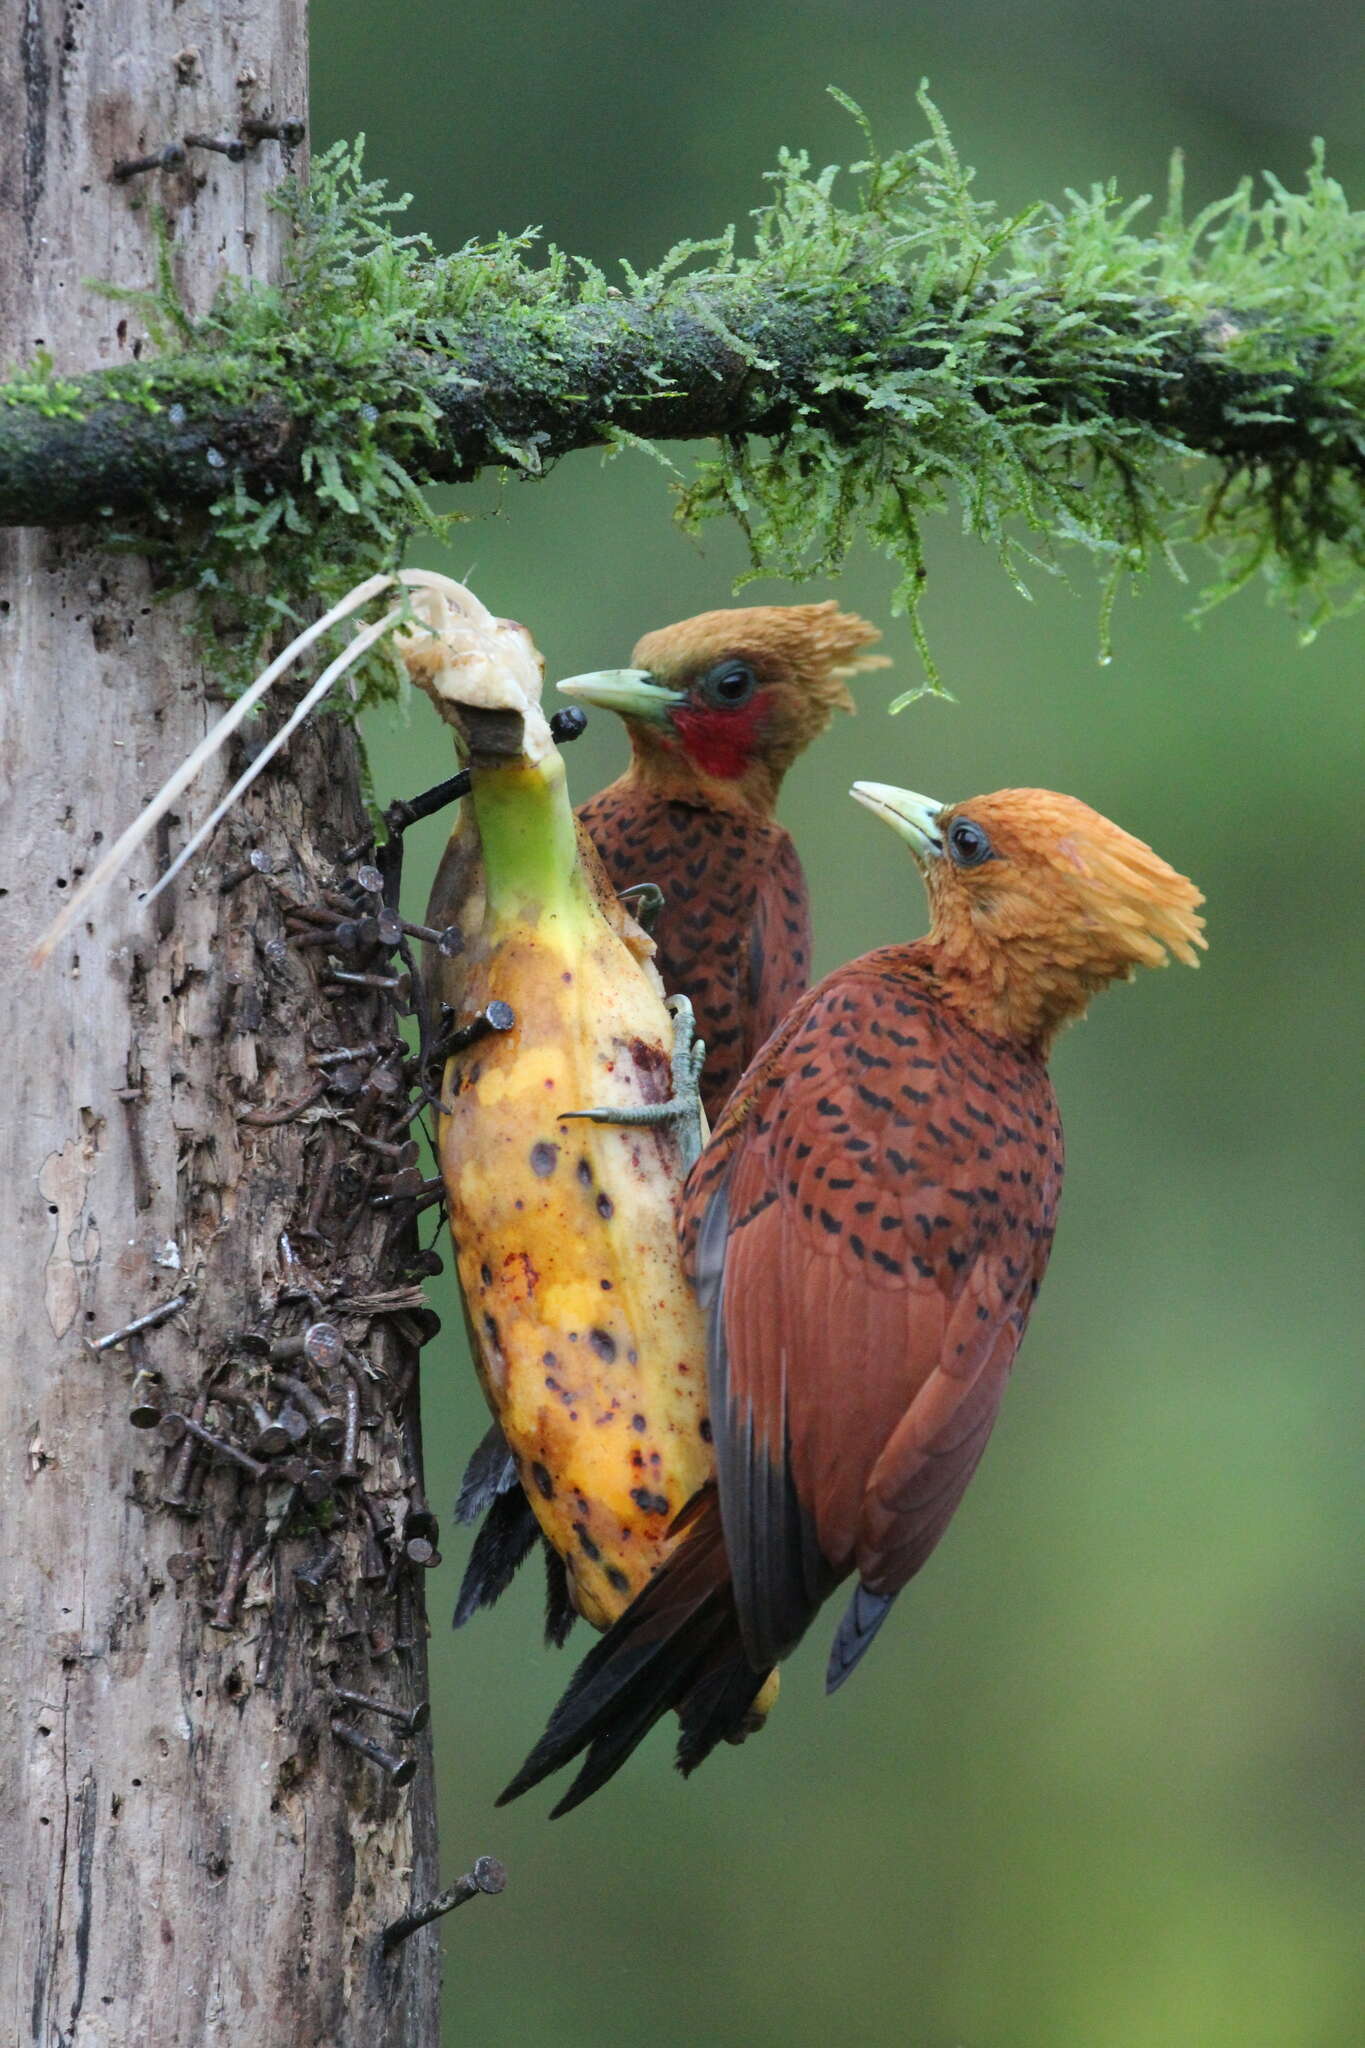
559;993;708;1173
616;881;666;936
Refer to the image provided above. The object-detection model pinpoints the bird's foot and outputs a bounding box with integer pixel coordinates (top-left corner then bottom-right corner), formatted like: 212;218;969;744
559;994;708;1172
615;881;666;936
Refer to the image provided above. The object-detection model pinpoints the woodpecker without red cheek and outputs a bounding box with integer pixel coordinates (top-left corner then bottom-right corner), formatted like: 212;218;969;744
499;783;1204;1815
560;602;888;1123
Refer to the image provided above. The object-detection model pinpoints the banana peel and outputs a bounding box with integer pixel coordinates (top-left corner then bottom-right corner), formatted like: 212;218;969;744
395;577;774;1737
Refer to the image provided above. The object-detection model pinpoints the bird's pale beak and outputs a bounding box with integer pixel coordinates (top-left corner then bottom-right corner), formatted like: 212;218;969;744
555;670;685;726
850;782;945;862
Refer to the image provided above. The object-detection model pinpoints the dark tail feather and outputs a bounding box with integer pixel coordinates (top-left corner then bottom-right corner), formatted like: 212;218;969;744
454;1421;519;1524
543;1545;578;1648
676;1656;770;1774
825;1582;895;1694
452;1482;539;1627
497;1488;770;1816
547;1606;734;1817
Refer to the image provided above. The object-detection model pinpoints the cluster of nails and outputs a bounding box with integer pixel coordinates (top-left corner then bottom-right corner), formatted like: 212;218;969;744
109;831;517;1794
111;117;305;182
102;713;586;1825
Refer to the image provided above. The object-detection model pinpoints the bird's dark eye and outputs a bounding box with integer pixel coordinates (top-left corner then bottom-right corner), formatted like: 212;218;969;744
699;660;757;709
948;817;994;867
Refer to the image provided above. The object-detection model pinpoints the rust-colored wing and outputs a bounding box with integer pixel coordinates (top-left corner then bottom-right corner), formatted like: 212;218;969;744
577;783;811;1121
680;947;1064;1675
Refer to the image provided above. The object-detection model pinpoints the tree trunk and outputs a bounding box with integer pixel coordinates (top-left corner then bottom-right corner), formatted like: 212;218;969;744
0;7;442;2043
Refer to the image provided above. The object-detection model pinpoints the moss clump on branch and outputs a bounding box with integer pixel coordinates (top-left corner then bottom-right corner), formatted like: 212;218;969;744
2;89;1364;696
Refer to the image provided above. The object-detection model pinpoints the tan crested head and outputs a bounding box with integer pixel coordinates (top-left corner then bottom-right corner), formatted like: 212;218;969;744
852;782;1206;1048
560;601;888;810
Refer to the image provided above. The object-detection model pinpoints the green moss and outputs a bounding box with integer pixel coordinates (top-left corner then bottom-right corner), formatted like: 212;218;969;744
5;98;1364;699
1;352;87;420
674;91;1365;696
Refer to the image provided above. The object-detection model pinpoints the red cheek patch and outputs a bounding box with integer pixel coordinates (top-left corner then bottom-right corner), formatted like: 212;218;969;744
671;694;768;780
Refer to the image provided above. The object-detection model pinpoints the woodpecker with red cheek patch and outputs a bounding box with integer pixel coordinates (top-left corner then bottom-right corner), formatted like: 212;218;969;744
559;603;888;1124
498;783;1205;1815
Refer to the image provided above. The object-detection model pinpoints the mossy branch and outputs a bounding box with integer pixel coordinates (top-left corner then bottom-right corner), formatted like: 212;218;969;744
3;285;1354;518
4;95;1364;692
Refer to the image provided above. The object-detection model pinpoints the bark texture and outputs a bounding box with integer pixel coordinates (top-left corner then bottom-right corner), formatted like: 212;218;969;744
0;8;442;2043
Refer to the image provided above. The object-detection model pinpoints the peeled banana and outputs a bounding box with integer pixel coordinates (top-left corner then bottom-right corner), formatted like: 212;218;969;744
396;580;725;1633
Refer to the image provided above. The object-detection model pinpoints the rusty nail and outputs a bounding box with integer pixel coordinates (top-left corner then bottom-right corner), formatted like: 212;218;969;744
310;1041;395;1069
270;1373;345;1450
356;1133;420;1165
339;1348;383;1427
304;1323;346;1372
266;1333;307;1361
184;130;248;161
220;848;275;893
330;1719;416;1786
394;1574;417;1651
239;116;306;146
299;1465;337;1506
381;1857;507;1951
239;1077;327;1127
185;1447;210;1508
405;1484;438;1546
285;900;346;930
396;1305;442;1348
349;913;387;953
294;1543;342;1600
160;1390;209;1508
371;1172;443;1212
404;1537;440;1569
338;1381;361;1479
210;1388;294;1457
159;1412;268;1480
325;970;402;993
550;705;588;745
400;918;460;956
380;769;472;839
90;1284;196;1354
401;1248;444;1281
357;1064;403;1102
269;1322;343;1371
128;1368;166;1428
301;1135;338;1241
432;1002;516;1060
209;1525;249;1630
275;1400;311;1448
111;142;187;181
331;1686;430;1735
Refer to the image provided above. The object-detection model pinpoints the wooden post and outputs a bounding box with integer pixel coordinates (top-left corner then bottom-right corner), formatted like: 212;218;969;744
0;7;443;2041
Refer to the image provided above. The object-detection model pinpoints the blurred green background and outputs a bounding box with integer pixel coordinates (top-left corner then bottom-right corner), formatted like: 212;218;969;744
315;6;1362;2042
